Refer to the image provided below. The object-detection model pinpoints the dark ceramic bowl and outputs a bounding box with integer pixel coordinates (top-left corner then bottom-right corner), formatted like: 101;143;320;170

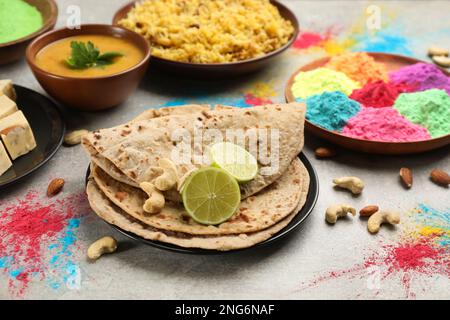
112;0;299;78
0;0;58;65
26;24;151;111
285;53;450;155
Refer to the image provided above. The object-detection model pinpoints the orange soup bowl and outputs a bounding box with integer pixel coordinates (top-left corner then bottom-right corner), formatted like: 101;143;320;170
26;24;151;111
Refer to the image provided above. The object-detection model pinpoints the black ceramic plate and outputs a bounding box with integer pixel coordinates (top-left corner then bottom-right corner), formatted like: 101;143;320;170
86;152;319;254
0;85;65;188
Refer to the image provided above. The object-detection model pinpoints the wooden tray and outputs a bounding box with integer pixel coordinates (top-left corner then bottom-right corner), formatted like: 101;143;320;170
285;53;450;155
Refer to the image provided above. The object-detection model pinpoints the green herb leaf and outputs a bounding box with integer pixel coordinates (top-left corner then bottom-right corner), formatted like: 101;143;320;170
98;52;124;62
64;41;123;70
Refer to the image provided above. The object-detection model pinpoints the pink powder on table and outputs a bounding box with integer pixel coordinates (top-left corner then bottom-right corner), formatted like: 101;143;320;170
342;107;431;142
293;32;326;49
389;62;450;95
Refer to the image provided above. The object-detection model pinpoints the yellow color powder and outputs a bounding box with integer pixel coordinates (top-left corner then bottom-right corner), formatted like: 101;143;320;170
322;38;357;56
419;226;445;237
291;67;361;100
245;82;277;98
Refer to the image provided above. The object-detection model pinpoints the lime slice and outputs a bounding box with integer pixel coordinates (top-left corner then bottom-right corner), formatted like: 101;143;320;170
182;167;241;225
209;142;258;183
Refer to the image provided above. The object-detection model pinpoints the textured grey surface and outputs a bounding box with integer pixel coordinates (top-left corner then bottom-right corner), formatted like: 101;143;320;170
0;0;449;300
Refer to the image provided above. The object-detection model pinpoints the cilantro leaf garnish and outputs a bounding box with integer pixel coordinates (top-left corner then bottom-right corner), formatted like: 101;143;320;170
65;41;123;70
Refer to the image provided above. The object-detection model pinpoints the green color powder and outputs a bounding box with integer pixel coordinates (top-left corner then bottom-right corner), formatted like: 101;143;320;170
394;89;450;138
292;67;361;100
0;0;43;44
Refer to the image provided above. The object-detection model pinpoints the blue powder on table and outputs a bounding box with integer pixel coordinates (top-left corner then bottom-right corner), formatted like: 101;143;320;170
302;91;361;132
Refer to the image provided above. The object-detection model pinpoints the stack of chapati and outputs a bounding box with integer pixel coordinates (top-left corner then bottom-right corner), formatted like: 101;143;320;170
83;103;309;251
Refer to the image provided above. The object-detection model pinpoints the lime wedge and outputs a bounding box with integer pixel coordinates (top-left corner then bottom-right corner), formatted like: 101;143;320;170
182;167;241;225
209;142;258;183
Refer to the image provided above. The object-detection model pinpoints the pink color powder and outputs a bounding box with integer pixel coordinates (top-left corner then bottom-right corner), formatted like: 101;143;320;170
0;190;88;296
244;93;273;106
342;107;431;142
293;32;326;49
296;236;450;299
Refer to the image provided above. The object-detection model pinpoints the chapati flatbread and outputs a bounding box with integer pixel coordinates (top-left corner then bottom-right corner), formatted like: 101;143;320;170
86;171;309;251
91;158;308;236
83;103;306;200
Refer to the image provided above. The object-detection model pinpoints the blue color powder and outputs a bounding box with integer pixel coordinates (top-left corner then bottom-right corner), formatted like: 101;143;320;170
162;99;188;107
9;268;23;278
416;204;450;247
161;96;249;108
0;256;13;268
352;29;412;56
304;91;361;132
47;218;81;289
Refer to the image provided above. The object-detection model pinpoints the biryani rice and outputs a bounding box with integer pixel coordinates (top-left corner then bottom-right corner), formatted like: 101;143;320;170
118;0;295;63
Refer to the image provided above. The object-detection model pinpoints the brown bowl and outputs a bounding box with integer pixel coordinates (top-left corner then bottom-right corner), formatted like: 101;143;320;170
0;0;57;65
112;0;299;78
285;53;450;155
26;24;151;111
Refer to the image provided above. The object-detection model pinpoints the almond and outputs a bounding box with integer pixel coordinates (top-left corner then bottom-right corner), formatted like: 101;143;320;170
430;169;450;186
399;167;413;188
315;147;336;158
359;205;379;217
47;178;65;197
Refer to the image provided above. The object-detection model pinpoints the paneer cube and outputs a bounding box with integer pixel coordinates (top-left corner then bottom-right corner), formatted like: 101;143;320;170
0;111;37;160
0;95;18;120
0;80;16;101
0;141;12;176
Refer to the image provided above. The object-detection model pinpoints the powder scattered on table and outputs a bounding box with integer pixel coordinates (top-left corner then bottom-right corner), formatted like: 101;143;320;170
389;62;450;95
394;89;450;138
292;68;360;100
325;52;389;86
0;0;43;44
305;91;361;131
342;107;431;142
350;80;416;108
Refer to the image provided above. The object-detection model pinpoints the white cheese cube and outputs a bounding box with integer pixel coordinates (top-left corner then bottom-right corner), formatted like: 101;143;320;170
0;111;37;160
0;80;16;101
0;95;18;120
0;141;12;176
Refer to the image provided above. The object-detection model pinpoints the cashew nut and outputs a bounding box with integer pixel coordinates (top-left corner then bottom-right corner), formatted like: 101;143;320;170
87;236;118;260
140;182;165;213
428;46;449;57
64;129;89;145
154;158;178;191
325;204;356;224
367;211;400;234
333;176;364;194
432;55;450;68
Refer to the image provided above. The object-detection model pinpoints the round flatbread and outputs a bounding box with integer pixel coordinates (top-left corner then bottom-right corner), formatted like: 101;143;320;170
92;158;309;236
86;175;309;251
83;103;306;200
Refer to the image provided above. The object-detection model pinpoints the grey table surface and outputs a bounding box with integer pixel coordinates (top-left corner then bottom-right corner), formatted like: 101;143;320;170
0;0;449;300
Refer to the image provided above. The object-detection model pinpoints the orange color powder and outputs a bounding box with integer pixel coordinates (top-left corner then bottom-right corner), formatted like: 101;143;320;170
325;52;389;86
